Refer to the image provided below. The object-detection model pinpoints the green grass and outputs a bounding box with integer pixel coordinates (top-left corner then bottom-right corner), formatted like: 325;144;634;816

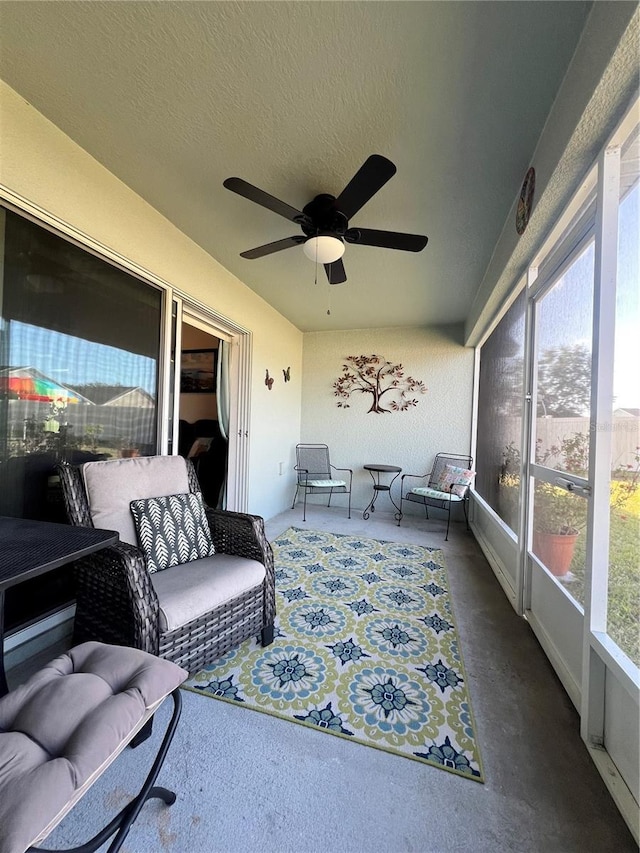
567;507;639;667
499;477;639;667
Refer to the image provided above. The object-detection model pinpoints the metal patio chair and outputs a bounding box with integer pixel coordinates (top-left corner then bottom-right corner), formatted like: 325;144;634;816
397;452;474;540
292;443;352;521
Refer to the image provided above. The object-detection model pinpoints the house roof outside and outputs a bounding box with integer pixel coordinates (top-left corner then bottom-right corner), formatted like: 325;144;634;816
0;370;155;408
73;384;154;407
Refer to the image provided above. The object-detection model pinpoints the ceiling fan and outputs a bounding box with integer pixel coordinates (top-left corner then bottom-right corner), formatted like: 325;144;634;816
223;154;428;285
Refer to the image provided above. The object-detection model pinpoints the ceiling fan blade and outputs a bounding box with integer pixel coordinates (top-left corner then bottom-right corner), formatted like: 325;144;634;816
334;155;397;220
345;227;428;252
224;177;306;224
324;259;347;285
240;236;305;259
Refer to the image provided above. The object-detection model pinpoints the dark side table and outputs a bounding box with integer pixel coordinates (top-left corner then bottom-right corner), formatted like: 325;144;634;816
0;516;118;695
363;464;402;520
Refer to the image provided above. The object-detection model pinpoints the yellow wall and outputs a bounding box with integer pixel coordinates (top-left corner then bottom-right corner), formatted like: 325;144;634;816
0;81;303;519
302;324;474;512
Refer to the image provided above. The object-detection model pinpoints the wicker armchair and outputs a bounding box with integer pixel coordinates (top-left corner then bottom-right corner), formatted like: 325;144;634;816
57;455;275;673
397;452;474;540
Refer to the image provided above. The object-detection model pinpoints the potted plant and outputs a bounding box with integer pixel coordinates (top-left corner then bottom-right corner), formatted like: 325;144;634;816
499;435;587;576
533;434;639;577
119;437;140;458
530;433;588;576
532;481;586;576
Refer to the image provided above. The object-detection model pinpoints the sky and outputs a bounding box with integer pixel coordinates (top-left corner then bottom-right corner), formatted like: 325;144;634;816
5;321;157;396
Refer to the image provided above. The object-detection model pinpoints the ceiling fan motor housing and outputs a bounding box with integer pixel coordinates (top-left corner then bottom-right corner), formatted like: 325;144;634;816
299;194;349;238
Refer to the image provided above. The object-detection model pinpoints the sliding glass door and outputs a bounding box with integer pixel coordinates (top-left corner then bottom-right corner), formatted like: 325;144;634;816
0;206;164;629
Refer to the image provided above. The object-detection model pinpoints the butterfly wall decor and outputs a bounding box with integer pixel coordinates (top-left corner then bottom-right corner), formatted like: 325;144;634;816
283;366;291;383
265;369;274;390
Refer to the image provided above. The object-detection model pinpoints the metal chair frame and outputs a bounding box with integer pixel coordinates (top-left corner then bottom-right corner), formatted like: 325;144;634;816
29;688;182;853
292;443;352;522
397;452;473;540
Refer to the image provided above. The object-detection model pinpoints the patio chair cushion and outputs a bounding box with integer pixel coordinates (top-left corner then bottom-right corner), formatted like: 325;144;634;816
150;553;266;631
305;479;347;488
0;642;187;853
130;492;215;573
82;455;192;546
410;486;464;502
433;464;475;497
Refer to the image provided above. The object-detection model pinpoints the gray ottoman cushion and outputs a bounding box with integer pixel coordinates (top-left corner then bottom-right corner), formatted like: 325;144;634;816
0;642;187;853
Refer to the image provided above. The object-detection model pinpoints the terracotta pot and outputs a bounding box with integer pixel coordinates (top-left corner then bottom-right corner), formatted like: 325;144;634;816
120;448;140;458
533;530;579;577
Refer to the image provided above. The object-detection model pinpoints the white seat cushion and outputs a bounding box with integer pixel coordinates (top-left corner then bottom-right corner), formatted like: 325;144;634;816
410;487;463;502
150;554;266;631
305;479;346;488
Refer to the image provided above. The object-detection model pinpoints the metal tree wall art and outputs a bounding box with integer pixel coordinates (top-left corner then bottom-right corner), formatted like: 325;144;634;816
333;354;427;413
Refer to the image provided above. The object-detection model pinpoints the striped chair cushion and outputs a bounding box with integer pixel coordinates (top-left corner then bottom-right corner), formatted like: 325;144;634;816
410;487;464;502
305;479;346;488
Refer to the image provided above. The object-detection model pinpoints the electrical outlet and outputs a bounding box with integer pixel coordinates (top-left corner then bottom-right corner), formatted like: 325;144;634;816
278;461;285;476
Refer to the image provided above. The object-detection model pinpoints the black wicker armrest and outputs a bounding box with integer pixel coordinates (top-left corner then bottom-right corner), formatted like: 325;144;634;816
205;508;273;568
204;507;275;625
74;540;161;655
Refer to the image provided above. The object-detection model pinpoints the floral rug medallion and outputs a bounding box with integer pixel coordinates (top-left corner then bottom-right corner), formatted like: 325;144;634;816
184;527;483;781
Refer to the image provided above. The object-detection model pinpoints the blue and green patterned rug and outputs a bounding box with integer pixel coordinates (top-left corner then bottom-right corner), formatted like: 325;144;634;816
184;527;483;781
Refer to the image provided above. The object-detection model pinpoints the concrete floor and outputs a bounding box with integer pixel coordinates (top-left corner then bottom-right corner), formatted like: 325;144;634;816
10;504;637;852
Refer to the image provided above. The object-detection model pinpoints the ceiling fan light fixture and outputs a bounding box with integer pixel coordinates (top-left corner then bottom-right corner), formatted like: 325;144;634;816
303;234;345;264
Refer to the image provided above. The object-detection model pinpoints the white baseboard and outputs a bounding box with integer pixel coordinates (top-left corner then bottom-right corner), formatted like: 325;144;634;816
588;743;640;845
470;520;518;610
525;609;582;712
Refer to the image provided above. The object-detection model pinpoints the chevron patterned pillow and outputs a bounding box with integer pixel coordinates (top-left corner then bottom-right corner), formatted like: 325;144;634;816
130;492;215;573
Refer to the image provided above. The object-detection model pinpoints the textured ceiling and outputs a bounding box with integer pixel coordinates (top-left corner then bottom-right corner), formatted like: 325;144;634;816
0;1;591;332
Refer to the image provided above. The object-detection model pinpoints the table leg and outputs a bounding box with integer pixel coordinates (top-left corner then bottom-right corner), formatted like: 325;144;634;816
363;469;378;520
388;470;402;516
363;469;402;520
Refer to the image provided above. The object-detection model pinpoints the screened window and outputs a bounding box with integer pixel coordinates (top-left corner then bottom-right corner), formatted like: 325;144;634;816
0;207;163;629
607;123;640;666
475;287;526;535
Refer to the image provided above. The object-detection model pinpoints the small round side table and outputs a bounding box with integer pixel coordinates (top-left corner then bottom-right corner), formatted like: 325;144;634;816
363;464;402;520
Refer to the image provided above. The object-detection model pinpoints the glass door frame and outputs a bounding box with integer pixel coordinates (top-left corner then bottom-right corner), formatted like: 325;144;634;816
516;101;640;835
522;219;596;710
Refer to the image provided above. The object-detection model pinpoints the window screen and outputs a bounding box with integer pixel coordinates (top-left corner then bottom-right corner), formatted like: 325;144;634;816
475;287;526;535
